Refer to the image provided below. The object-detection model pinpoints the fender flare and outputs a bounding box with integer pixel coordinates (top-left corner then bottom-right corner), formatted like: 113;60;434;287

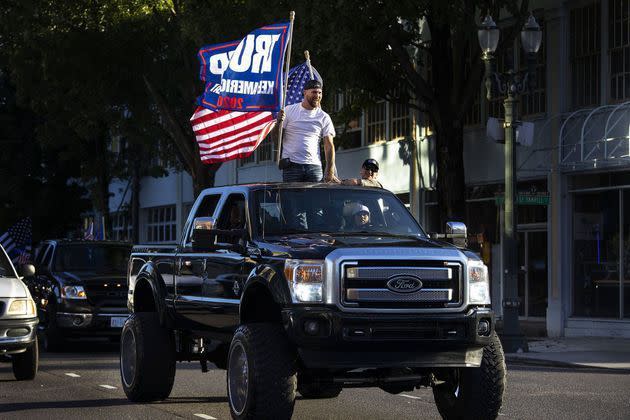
240;264;292;321
134;261;168;325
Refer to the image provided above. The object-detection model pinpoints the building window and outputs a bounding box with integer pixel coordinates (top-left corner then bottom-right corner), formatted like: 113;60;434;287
609;0;630;101
238;132;275;166
145;205;177;243
520;17;547;116
390;102;411;140
333;90;363;149
258;132;274;162
239;148;257;165
570;2;601;109
366;101;386;144
111;211;132;242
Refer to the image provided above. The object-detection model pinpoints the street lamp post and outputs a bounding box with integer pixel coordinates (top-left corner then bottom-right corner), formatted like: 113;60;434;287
478;15;542;353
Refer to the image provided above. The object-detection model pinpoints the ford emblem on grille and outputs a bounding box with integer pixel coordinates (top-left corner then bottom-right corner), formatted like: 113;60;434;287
386;275;423;293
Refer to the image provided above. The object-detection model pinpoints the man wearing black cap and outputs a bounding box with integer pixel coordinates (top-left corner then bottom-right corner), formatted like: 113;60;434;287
277;79;339;183
342;158;383;188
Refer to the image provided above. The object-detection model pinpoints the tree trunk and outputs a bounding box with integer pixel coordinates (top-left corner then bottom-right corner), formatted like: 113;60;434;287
434;121;466;228
94;132;111;239
192;161;221;197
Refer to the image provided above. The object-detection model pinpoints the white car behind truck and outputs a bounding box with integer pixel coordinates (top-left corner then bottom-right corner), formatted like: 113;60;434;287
0;244;39;380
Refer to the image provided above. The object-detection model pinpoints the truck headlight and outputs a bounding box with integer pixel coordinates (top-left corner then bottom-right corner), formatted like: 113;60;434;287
61;285;87;300
284;259;324;303
8;298;36;316
468;260;490;304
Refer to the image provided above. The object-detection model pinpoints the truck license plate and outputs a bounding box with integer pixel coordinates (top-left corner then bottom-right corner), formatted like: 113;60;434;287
110;317;127;328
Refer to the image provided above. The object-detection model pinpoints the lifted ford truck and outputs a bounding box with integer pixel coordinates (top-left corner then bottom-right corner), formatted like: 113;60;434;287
120;183;505;419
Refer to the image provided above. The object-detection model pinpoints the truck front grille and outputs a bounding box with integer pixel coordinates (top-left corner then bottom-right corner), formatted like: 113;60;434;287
85;284;128;308
341;260;462;309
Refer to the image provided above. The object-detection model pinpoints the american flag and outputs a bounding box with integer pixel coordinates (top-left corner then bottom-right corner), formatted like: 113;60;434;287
190;62;322;164
190;108;276;164
0;217;32;265
285;61;322;106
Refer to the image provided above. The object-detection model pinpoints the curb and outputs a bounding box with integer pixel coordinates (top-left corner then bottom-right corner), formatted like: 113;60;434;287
505;355;630;373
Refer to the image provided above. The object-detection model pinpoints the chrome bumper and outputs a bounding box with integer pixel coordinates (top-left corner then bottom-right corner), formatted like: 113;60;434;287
56;312;128;329
0;317;38;353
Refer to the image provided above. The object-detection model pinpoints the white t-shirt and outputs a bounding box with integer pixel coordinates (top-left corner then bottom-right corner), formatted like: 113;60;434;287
281;103;336;165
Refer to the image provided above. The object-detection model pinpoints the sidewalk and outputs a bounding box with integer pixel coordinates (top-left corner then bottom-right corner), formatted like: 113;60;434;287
504;336;630;371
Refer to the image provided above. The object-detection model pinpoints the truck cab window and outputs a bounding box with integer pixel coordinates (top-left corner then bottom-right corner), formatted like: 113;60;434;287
218;195;246;231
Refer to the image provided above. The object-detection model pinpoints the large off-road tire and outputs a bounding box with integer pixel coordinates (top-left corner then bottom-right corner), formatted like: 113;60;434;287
297;373;342;399
120;312;176;402
227;323;297;419
432;332;506;420
12;340;39;381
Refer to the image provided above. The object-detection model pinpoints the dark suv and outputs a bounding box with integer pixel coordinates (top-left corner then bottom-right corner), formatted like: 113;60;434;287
26;240;132;350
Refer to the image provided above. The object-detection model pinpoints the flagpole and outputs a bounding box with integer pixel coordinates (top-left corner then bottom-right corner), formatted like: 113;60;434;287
304;50;313;79
276;11;295;164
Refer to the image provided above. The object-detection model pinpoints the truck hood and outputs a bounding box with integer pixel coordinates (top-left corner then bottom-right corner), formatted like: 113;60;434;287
0;277;29;298
255;234;456;260
55;271;127;286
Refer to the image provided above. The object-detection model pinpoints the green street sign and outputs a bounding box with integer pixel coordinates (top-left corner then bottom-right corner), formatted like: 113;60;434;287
495;193;550;206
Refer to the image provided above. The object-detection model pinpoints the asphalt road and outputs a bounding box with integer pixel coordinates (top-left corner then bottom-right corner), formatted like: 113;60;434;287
1;341;629;420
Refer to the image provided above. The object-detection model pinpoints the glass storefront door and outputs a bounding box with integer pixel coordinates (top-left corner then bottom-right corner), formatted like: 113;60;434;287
573;190;621;318
517;230;548;318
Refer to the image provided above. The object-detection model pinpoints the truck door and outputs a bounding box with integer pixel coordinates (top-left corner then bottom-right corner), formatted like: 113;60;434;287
199;193;247;333
174;192;243;335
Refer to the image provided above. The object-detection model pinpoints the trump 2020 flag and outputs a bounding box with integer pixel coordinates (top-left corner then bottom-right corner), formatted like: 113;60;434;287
191;21;290;164
0;217;32;265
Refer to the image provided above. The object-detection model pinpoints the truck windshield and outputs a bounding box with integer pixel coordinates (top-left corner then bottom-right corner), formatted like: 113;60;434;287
254;188;426;238
54;245;131;272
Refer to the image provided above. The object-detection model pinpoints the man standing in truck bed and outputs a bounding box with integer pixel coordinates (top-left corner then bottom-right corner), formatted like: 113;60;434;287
277;79;339;183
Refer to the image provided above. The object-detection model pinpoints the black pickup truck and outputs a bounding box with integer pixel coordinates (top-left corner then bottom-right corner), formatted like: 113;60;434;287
26;240;132;350
120;183;505;419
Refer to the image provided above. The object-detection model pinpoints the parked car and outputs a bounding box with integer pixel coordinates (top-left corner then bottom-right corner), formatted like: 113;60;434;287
25;240;132;351
120;183;504;419
0;244;38;380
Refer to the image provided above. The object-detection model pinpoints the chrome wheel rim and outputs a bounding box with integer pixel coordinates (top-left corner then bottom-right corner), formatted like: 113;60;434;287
120;328;136;387
228;341;249;415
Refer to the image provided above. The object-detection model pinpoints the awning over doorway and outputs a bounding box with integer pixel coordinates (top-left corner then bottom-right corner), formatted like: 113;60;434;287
560;102;630;171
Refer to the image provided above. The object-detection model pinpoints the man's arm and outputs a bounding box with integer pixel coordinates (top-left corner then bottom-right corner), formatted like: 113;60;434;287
323;135;340;183
341;178;361;186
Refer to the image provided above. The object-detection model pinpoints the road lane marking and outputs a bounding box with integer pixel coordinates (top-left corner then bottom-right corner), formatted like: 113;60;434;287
99;385;117;390
194;414;217;419
400;394;424;400
65;373;81;378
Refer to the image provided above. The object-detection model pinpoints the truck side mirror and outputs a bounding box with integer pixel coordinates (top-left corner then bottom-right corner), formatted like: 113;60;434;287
19;264;36;277
193;216;216;231
191;217;217;251
445;221;467;248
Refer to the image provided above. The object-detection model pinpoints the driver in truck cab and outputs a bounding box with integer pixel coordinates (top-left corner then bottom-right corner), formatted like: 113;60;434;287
343;202;372;230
